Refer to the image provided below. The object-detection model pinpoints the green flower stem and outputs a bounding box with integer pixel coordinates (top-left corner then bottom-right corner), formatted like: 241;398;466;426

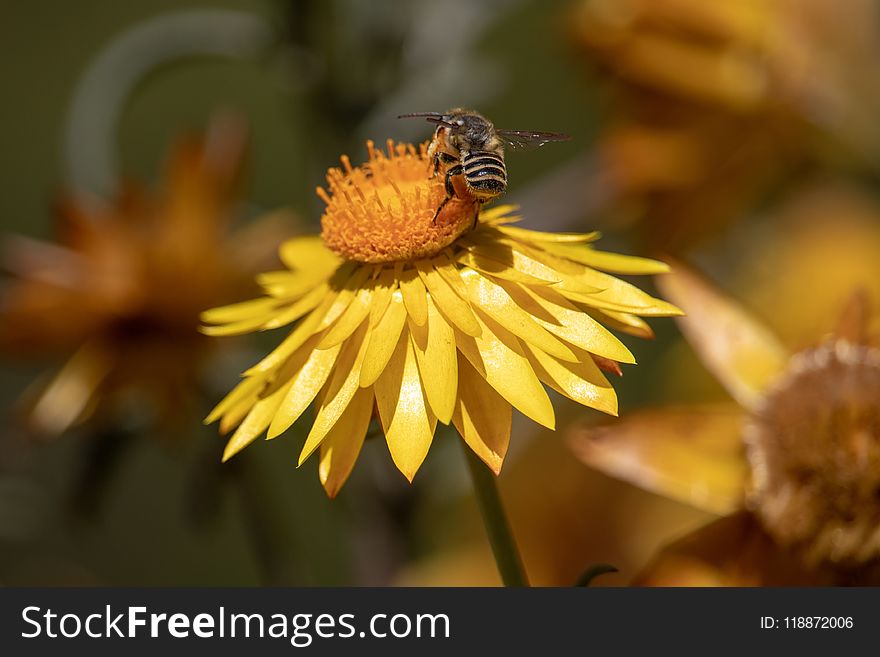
462;443;529;587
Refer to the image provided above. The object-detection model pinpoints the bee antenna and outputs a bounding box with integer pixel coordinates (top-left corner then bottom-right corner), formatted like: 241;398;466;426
397;112;445;119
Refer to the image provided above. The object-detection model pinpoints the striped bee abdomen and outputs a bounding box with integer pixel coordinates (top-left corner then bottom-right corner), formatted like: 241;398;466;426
462;150;507;199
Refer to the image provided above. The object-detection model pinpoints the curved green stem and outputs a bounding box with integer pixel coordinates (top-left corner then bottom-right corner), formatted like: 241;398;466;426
462;443;529;587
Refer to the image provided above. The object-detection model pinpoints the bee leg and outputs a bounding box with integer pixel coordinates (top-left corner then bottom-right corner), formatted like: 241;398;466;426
433;164;463;223
433;151;457;177
444;165;463;197
432;197;451;223
471;201;482;231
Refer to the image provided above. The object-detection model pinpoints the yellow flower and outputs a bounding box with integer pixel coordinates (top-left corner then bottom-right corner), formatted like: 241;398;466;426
203;139;680;496
569;261;880;585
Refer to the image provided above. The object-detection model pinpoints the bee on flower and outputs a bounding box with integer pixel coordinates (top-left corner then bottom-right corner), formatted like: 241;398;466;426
203;136;680;497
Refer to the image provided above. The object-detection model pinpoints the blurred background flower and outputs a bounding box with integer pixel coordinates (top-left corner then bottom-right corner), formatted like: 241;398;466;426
1;116;288;437
569;257;880;585
569;0;880;250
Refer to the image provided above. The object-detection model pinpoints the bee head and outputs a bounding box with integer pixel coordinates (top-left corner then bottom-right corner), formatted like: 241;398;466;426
397;109;497;151
445;110;494;149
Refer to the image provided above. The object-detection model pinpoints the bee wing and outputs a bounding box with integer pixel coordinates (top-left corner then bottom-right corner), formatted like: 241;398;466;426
497;129;571;151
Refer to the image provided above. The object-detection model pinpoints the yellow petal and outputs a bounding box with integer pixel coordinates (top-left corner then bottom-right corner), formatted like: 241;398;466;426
200;312;278;337
259;332;327;399
206;372;268;425
259;254;347;300
202;286;326;341
656;263;789;409
318;386;375;497
546;244;670;274
318;284;372;348
455;311;555;429
568;405;748;514
299;321;371;464
409;296;458;423
465;239;600;296
201;297;281;325
316;264;373;331
570;290;683;317
375;330;437;481
478;204;521;225
456;250;557;286
267;340;342;439
417;260;481;337
492;238;676;314
494;224;601;243
567;267;683;316
460;268;577;362
452;355;511;474
242;293;338;375
360;290;408;387
261;284;329;331
399;267;428;326
503;282;637;364
257;269;330;300
219;398;260;435
432;254;471;299
369;266;398;326
279;235;340;272
500;238;590;276
222;380;292;461
524;342;618;416
586;308;655;339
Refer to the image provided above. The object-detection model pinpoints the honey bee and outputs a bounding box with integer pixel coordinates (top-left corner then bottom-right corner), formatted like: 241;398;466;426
398;108;570;221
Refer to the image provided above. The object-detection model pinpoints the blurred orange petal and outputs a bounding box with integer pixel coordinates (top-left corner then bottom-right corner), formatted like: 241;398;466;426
0;115;270;436
657;262;789;409
568;404;748;515
30;342;112;436
833;289;872;343
633;512;833;586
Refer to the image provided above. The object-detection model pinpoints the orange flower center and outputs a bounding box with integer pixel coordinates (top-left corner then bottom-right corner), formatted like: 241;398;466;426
319;140;481;264
744;340;880;568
